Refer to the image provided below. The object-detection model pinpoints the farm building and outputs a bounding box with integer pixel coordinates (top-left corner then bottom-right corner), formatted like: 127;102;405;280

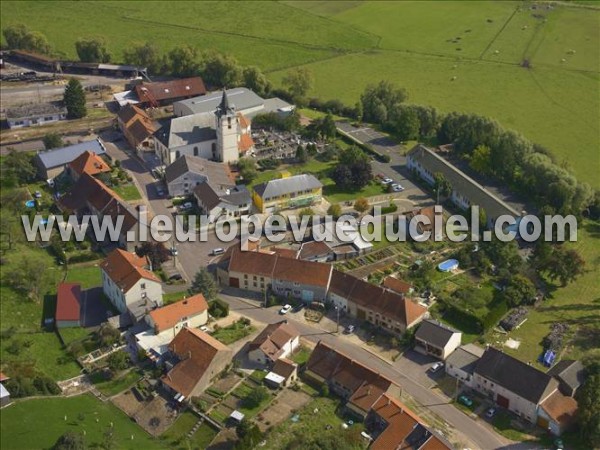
445;343;485;388
134;77;206;107
414;319;462;360
35;138;107;180
165;154;234;198
55;282;82;328
66;150;111;182
116;104;159;152
6;103;66;129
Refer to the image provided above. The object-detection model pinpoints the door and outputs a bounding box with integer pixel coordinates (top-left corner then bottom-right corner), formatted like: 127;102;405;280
496;394;509;408
229;277;239;288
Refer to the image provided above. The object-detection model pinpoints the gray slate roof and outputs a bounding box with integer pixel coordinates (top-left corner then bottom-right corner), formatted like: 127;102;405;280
36;138;106;170
446;344;484;375
546;360;585;391
175;88;292;117
194;182;250;211
6;103;66;120
474;347;558;404
156;112;216;149
253;174;322;200
415;319;460;348
164;155;233;187
407;144;520;220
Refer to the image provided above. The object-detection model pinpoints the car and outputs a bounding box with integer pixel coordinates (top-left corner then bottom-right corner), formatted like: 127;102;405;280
458;395;473;407
485;407;496;419
170;246;178;256
211;247;225;256
429;362;444;373
181;202;193;210
554;438;564;450
156;186;165;196
381;177;393;184
345;325;355;334
392;184;405;192
292;304;304;313
279;304;292;315
34;191;42;198
200;325;210;333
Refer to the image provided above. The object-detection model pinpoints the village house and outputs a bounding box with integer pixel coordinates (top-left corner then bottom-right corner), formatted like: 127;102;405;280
248;320;300;366
251;173;323;214
298;240;334;262
35;138;107;180
547;360;586;397
66;150;111;182
134;77;206;107
146;294;208;338
445;343;485;389
407;144;521;228
222;247;277;292
265;358;298;388
173;87;293;118
382;276;414;296
154;90;254;165
366;394;452;450
55;282;81;328
414;320;462;360
305;341;402;419
194;182;252;223
537;390;579;436
100;248;163;321
116;104;159;152
6;103;66;129
164;154;234;198
271;256;332;303
161;327;232;401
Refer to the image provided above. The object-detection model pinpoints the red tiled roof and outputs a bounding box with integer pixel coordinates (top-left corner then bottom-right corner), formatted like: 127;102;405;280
162;327;230;397
228;247;277;277
540;390;578;426
100;249;160;293
237;113;250;129
238;133;255;153
149;294;208;333
270;247;299;259
272;358;297;379
56;282;81;322
298;240;331;260
135;77;206;103
382;276;413;295
272;257;332;288
248;321;299;361
68;151;111;176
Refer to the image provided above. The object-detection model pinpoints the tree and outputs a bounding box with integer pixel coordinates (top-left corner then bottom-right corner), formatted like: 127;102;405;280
295;145;308;163
319;113;337;140
201;51;242;88
2;149;36;185
433;172;452;203
3;24;51;54
234;423;263;450
7;255;52;300
242;66;271;96
168;45;201;77
189;268;218;300
236;418;252;439
53;432;85;450
470;145;492;175
360;80;408;124
546;247;585;286
43;132;64;150
75;37;111;63
354;197;369;213
21;31;51;54
393;107;420;140
577;373;600;448
243;386;268;408
63;78;87;119
331;146;372;190
237;158;257;183
327;203;342;218
136;241;170;270
282;67;313;99
503;274;536;307
107;351;130;371
3;23;29;49
123;42;166;74
96;323;120;347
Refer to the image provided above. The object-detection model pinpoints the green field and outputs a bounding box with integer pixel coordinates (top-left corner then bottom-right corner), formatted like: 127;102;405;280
0;394;162;449
112;183;142;202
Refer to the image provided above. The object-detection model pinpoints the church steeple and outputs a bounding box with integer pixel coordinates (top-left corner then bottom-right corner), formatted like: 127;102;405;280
217;89;234;116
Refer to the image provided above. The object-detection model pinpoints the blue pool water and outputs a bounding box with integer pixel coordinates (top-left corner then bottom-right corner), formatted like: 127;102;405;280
25;200;35;208
438;259;459;272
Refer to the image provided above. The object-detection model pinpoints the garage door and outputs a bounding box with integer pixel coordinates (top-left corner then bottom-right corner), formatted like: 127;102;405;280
229;277;239;288
496;394;509;409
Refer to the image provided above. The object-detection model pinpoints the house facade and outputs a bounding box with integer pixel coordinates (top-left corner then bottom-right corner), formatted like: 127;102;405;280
194;182;252;223
100;249;163;318
414;320;462;360
445;344;485;389
145;294;208;338
116;104;159;152
271;257;332;303
251;173;323;213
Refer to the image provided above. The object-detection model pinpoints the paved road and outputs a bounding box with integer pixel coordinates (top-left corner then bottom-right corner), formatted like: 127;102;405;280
219;292;523;450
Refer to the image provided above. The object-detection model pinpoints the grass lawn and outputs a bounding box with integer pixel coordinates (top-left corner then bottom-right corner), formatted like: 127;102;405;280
238;390;274;419
290;346;312;365
0;394;162;449
491;410;533;442
162;289;188;305
161;411;218;450
65;263;102;289
112;183;142;201
211;321;256;345
249;369;268;383
90;369;143;397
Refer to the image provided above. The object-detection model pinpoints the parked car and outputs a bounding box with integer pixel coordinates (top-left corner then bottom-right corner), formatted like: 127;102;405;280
170;246;178;256
485;407;497;419
156;186;165;197
429;362;444;373
345;325;355;334
211;247;225;256
554;439;564;450
181;202;193;210
458;395;473;407
392;184;405;192
280;304;292;315
381;177;393;184
34;191;42;198
200;325;210;333
292;304;304;313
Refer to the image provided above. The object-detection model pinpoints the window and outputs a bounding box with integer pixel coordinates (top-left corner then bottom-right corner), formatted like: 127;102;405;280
141;283;146;289
194;146;199;156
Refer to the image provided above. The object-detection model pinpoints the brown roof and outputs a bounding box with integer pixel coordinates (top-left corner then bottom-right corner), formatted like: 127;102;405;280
298;240;332;260
237;113;250;129
162;327;230;397
249;321;299;361
149;294;208;333
370;394;451;450
238;133;255;153
68;151;111;176
56;282;81;322
306;341;396;412
117;104;159;145
135;77;206;103
228;247;278;278
405;205;437;233
270;247;299;259
540;390;578;426
329;270;359;299
272;257;332;288
382;276;413;295
100;248;160;293
117;104;148;125
272;358;297;379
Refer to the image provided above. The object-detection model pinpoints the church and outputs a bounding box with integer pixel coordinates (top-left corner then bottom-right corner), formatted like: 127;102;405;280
154;90;255;165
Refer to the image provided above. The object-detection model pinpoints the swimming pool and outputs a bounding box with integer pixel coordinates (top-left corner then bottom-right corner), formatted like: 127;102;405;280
438;259;459;272
25;200;35;208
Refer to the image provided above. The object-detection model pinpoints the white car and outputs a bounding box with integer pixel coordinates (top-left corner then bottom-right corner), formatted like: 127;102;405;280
279;304;292;315
200;325;210;333
381;177;393;184
392;184;405;192
429;362;444;373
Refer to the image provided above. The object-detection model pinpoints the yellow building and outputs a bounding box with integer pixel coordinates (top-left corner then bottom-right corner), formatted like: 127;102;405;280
252;173;323;213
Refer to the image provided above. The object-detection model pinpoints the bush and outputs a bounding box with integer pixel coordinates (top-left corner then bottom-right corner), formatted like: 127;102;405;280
209;298;230;318
243;386;269;409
